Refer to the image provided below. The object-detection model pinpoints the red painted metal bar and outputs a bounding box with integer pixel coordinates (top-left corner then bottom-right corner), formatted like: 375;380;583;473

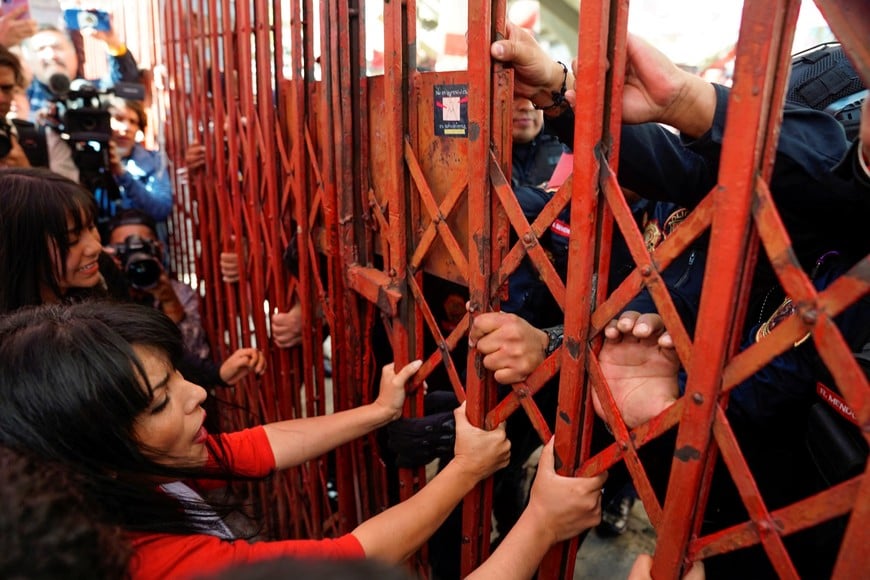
462;0;501;572
652;1;801;576
379;0;430;564
539;0;626;577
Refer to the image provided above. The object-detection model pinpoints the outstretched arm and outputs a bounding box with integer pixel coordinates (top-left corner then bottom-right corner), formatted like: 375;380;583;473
86;13;140;84
263;360;422;469
352;403;511;562
596;311;680;428
467;437;606;579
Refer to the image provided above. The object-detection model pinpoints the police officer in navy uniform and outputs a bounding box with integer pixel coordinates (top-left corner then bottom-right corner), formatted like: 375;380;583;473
475;28;868;579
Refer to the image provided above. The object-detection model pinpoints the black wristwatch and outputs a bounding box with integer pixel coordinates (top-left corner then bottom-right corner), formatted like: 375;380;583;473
543;324;564;356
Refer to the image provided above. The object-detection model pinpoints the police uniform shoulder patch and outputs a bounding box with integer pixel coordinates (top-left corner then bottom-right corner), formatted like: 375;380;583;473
663;208;688;237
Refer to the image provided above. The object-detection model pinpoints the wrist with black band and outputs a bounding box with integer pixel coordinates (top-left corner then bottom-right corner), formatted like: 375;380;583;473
543;324;564;356
533;61;570;115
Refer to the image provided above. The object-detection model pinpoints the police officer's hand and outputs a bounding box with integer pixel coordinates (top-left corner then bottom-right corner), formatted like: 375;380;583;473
490;21;577;111
621;34;717;138
0;136;30;168
597;311;680;429
0;6;37;47
469;310;548;385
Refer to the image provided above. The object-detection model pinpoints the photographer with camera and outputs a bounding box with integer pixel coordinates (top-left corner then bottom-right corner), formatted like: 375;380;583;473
0;45;29;168
23;16;138;119
21;18;146;235
108;98;172;240
106;209;265;389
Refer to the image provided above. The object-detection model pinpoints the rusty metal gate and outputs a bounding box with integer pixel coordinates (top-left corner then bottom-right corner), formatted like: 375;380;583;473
139;0;870;577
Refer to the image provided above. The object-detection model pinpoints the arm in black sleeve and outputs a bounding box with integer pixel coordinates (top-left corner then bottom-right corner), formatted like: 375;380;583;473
108;50;140;85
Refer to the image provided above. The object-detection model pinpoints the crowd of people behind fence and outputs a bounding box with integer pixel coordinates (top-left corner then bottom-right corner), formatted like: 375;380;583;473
0;3;866;580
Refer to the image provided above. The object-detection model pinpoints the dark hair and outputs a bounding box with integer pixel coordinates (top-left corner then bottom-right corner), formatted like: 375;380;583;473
115;98;148;132
0;45;24;88
0;301;241;536
0;445;131;579
0;168;100;313
107;207;158;238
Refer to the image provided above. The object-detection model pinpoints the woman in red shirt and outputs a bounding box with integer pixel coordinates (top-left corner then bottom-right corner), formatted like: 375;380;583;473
0;301;511;579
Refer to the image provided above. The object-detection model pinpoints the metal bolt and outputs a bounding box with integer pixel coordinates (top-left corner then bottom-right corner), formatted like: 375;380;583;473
801;309;818;325
692;393;704;405
641;265;652;276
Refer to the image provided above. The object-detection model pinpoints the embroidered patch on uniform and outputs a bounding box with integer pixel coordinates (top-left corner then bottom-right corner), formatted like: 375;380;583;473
663;208;688;236
755;296;812;346
643;219;663;253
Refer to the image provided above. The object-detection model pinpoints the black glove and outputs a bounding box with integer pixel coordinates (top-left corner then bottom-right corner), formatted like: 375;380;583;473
386;390;458;468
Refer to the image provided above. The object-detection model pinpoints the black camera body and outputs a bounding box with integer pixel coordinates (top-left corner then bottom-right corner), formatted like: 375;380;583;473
111;234;162;290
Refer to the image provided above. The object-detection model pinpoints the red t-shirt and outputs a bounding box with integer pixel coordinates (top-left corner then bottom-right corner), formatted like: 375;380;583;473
128;427;365;580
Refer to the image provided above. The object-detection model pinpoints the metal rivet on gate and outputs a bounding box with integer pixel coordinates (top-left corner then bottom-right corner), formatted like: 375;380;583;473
641;265;652;276
801;309;818;325
692;393;704;405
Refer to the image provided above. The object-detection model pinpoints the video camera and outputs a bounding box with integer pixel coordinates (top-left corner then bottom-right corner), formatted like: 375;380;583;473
46;73;145;175
110;234;162;290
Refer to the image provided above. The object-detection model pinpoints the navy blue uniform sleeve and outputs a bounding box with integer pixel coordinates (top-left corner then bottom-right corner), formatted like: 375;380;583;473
549;84;851;211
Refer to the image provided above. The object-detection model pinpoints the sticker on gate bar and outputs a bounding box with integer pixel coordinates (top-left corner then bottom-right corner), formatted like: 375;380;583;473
434;84;469;137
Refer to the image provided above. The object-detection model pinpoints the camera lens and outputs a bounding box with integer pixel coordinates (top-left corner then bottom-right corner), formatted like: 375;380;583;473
126;256;161;290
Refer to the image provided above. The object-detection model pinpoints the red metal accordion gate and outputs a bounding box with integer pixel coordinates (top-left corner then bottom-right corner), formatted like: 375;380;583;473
155;0;868;577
